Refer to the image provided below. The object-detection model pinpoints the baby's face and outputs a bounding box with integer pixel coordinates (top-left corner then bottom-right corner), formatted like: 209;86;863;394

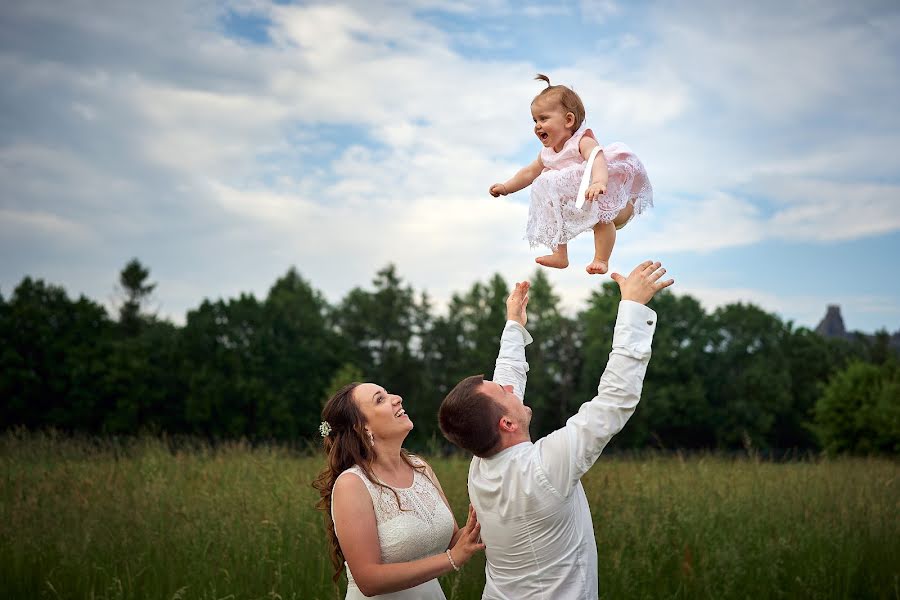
531;96;575;152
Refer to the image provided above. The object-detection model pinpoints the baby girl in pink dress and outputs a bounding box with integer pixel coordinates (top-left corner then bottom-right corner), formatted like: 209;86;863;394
490;74;653;274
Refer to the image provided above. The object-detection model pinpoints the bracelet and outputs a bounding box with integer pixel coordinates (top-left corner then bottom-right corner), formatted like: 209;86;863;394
446;549;460;572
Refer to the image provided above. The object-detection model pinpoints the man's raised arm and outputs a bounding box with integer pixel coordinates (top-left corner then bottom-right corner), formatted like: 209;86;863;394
536;261;674;497
492;281;533;401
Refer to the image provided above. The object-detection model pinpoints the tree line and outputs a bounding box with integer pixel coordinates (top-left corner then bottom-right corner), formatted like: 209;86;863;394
1;259;897;454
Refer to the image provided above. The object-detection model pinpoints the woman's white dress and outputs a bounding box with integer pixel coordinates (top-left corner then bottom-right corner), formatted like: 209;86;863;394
333;461;455;599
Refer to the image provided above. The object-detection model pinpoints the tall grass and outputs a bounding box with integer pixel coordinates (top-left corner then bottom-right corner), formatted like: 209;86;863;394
1;431;896;599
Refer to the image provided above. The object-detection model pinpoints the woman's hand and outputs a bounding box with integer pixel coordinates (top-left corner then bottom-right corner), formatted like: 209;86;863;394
489;183;508;197
448;504;485;568
586;181;607;201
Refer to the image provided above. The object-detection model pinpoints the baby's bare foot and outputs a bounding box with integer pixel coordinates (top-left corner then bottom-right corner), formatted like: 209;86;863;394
585;259;608;275
536;254;569;269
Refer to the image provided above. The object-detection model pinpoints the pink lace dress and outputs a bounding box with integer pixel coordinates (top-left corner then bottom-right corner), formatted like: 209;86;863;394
525;123;653;250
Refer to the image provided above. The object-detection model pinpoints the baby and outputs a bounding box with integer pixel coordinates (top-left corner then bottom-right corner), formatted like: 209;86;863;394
490;74;653;274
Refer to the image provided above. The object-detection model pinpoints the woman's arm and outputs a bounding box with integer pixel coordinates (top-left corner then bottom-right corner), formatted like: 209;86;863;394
489;155;544;196
333;473;482;596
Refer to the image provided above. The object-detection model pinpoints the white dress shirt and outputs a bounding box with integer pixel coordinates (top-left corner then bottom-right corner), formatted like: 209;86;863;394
468;300;657;600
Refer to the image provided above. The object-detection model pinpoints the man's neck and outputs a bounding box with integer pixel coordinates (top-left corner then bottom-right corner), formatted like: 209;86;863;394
494;433;531;455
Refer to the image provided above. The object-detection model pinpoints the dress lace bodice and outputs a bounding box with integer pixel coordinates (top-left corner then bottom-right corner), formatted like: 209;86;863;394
333;459;455;599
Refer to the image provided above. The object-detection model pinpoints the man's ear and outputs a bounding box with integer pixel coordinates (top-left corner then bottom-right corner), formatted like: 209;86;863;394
498;416;517;433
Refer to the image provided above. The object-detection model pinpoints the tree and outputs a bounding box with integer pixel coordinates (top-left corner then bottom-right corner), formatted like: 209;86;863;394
260;268;347;439
103;260;184;434
813;360;900;455
522;270;580;439
333;265;432;441
181;294;269;437
625;290;714;449
705;303;793;449
117;258;156;335
0;278;114;431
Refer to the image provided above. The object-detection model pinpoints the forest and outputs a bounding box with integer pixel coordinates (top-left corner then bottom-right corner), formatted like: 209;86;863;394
2;259;897;455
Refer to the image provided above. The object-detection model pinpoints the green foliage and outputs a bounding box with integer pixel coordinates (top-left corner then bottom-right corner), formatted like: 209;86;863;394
117;258;156;335
619;290;713;449
813;360;900;455
0;259;894;453
0;278;114;431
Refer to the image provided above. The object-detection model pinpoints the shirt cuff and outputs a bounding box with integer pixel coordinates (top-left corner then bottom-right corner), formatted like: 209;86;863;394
613;301;656;357
503;320;534;346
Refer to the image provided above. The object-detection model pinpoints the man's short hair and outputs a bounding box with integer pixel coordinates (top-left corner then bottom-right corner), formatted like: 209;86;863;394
439;374;506;458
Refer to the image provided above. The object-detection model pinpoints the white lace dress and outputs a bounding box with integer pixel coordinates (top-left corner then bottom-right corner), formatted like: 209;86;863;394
525;122;653;250
333;462;455;599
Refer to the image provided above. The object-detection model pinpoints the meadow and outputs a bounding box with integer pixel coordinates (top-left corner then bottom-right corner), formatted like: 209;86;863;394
1;432;897;600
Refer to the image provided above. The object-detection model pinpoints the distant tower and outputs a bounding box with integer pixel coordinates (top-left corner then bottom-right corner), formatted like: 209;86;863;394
815;305;847;338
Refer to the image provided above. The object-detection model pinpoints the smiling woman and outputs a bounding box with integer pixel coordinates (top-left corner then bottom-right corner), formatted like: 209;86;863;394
312;382;485;599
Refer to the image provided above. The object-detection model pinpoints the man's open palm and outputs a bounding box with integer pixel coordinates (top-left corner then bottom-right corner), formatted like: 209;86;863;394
506;281;530;326
611;261;674;305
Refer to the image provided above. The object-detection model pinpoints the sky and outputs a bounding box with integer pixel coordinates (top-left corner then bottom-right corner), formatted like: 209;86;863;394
1;0;898;332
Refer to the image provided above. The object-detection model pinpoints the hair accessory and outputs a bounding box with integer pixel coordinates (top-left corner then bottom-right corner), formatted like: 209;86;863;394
319;421;332;438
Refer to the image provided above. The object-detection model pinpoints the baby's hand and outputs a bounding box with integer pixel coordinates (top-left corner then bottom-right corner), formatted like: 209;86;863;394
489;183;508;197
586;182;607;201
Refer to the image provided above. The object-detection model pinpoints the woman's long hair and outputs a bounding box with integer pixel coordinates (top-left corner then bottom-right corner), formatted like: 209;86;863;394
312;382;425;584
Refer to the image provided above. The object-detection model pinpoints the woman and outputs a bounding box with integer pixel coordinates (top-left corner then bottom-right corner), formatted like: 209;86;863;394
313;382;484;598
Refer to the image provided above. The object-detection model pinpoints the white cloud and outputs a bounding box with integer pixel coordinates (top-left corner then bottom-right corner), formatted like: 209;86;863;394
626;192;764;254
0;0;897;331
768;179;900;242
0;208;93;244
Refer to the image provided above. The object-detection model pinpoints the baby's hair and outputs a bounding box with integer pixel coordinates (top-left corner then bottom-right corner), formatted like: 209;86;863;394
532;73;586;132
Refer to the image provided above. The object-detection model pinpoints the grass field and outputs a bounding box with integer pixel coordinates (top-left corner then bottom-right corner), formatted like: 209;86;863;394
1;432;897;599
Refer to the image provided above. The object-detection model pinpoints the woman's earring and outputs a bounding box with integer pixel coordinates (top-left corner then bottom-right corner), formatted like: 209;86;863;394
367;430;375;447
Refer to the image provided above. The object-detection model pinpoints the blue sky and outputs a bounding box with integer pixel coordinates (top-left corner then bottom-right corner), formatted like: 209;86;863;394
1;0;898;332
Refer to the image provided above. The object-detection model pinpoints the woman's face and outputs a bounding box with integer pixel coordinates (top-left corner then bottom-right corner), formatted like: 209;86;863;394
353;383;413;442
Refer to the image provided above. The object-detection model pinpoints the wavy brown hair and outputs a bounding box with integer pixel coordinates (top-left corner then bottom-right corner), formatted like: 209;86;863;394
312;382;426;584
533;73;586;132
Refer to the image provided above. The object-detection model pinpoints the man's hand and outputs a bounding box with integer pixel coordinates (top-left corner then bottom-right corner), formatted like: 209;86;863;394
506;281;530;326
611;260;674;305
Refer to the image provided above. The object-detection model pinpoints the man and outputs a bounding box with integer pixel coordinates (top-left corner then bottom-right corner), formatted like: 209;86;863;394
439;260;673;599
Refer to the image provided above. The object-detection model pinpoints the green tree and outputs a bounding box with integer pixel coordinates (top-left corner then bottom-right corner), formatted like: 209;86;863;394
813;360;900;455
181;294;269;437
625;290;714;449
102;260;184;434
0;278;114;431
705;303;793;449
117;258;156;335
260;268;346;439
423;273;509;398
181;269;346;440
102;320;185;434
523;270;580;439
334;265;431;441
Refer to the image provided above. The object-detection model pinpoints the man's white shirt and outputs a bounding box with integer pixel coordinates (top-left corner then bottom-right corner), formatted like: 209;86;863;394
468;300;657;600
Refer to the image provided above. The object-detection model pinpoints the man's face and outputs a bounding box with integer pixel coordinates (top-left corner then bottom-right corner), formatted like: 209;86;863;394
479;381;532;434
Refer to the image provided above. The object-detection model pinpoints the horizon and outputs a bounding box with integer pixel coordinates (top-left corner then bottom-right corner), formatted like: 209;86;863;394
3;259;894;337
